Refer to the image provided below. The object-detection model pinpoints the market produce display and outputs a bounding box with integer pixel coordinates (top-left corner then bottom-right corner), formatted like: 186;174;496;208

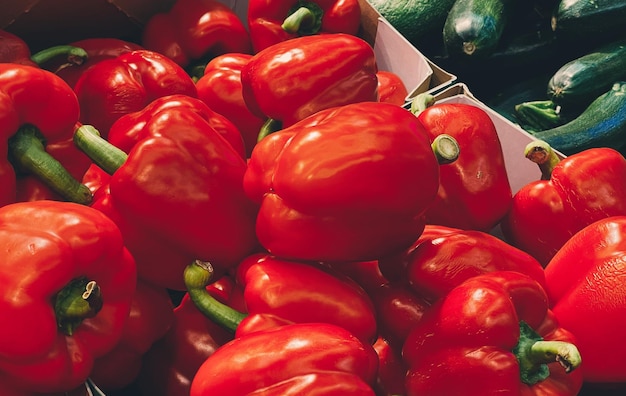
2;0;626;395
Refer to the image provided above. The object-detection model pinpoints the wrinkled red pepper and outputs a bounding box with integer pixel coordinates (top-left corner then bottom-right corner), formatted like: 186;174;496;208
0;200;136;393
501;141;626;266
247;0;362;53
377;70;409;106
0;29;88;68
403;271;583;395
241;33;378;129
196;53;265;157
243;101;458;262
88;280;175;392
544;215;626;384
411;94;513;231
74;115;258;290
73;49;198;139
141;0;252;69
0;64;93;206
189;322;378;395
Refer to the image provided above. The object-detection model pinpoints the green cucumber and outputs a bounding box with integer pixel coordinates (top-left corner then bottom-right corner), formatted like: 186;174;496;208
552;0;626;43
547;39;626;110
442;0;517;58
529;82;626;155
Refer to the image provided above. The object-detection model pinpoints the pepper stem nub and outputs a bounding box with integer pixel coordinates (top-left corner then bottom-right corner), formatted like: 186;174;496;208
73;125;128;175
54;277;103;336
282;1;324;35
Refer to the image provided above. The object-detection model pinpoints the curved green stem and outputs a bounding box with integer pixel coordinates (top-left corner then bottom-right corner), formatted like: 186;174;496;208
409;93;437;116
432;134;460;165
8;124;93;204
282;1;324;35
30;45;88;66
54;277;103;336
183;260;247;333
523;140;561;180
73;125;128;175
257;118;283;142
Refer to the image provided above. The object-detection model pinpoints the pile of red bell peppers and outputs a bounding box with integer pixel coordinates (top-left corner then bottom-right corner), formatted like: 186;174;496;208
1;1;626;395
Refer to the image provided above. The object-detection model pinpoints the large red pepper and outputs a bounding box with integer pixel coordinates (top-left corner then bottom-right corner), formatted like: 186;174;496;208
247;0;362;53
0;64;93;206
377;70;409;106
241;33;378;129
73;49;198;139
189;323;378;395
0;29;88;68
501;141;626;266
411;93;513;231
544;216;626;384
74;114;258;290
403;271;583;395
88;280;175;392
0;200;136;393
196;53;266;157
243;101;458;262
141;0;252;69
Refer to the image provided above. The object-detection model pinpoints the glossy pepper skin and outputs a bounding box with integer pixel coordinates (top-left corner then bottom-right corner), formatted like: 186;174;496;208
377;70;408;106
0;200;136;393
544;216;626;384
243;101;442;262
0;64;93;206
412;94;513;231
501;141;626;266
74;114;258;290
241;33;378;128
403;271;583;396
196;53;265;157
189;322;378;395
247;0;362;53
73;49;198;139
141;0;252;69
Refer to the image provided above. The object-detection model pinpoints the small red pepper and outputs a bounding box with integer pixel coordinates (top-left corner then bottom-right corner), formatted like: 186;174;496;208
247;0;362;53
376;70;409;106
189;322;378;395
241;33;379;129
141;0;252;69
411;93;513;232
544;215;626;384
0;64;93;206
73;50;198;139
0;29;88;68
501;141;626;265
196;53;265;157
0;200;136;393
403;271;583;395
243;101;459;262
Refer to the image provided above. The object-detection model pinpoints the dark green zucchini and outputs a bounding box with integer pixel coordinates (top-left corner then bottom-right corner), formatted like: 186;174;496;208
552;0;626;43
547;39;626;110
529;82;626;155
442;0;517;58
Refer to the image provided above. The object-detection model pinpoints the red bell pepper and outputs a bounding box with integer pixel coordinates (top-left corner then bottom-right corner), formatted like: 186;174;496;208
243;101;459;262
42;38;143;88
247;0;362;53
376;70;409;106
0;64;93;206
183;253;377;343
0;29;88;68
88;280;175;392
373;335;409;396
501;141;626;266
544;215;626;384
241;33;378;129
141;0;252;69
411;93;513;231
107;94;246;159
0;200;136;393
196;53;266;157
74;116;258;290
73;49;198;139
403;271;583;395
189;322;378;395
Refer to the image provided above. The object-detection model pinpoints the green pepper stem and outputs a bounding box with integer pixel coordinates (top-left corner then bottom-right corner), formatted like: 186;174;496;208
282;1;324;35
8;124;93;205
183;260;247;333
528;340;582;374
257;118;283;143
523;140;562;180
73;125;128;175
432;134;460;165
54;277;103;336
30;45;88;66
409;93;437;115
